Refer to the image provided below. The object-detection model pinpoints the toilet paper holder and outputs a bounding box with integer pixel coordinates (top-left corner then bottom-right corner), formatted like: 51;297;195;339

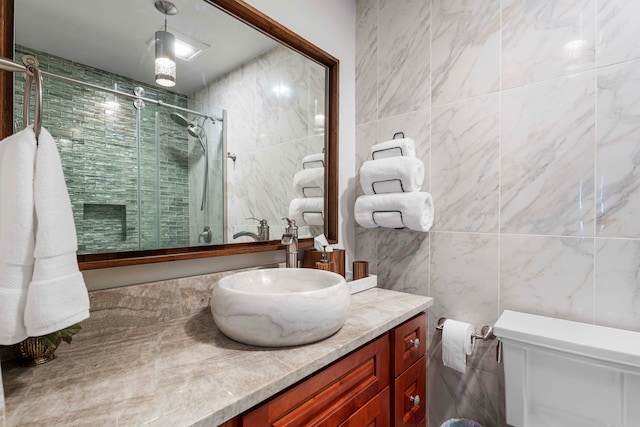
436;317;495;341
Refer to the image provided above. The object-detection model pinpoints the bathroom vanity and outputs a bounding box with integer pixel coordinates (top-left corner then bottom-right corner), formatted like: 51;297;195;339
236;311;427;427
0;285;432;426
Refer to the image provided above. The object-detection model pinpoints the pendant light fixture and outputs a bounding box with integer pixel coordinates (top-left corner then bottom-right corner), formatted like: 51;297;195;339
154;1;178;87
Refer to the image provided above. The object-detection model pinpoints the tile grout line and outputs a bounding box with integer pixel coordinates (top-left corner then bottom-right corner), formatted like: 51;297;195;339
498;0;503;323
593;1;599;325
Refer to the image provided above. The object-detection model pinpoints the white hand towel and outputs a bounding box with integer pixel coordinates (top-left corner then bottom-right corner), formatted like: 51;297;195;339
371;137;416;160
0;127;37;345
293;168;324;198
289;197;324;226
302;153;324;169
24;127;90;337
359;157;424;195
354;192;434;232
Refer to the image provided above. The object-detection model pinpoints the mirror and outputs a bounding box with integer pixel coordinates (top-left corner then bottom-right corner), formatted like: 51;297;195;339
0;0;338;269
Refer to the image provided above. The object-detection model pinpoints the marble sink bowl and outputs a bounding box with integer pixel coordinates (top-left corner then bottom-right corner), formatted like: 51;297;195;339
210;268;350;347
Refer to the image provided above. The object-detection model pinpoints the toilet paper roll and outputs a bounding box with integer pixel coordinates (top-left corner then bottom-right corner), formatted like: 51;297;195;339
442;319;475;374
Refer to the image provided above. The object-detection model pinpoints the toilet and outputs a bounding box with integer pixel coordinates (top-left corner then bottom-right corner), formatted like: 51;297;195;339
494;310;640;427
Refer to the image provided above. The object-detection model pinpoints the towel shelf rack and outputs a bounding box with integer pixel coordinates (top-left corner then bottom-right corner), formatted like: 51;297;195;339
0;56;43;141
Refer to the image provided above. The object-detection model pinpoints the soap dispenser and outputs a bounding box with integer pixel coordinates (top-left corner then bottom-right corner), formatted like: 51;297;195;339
315;245;335;272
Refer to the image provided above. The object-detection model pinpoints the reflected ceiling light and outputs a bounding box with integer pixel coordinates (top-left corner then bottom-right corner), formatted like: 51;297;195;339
154;0;178;87
272;84;291;97
103;101;119;115
147;29;209;62
565;14;587;61
564;39;587;60
175;39;200;61
313;100;324;132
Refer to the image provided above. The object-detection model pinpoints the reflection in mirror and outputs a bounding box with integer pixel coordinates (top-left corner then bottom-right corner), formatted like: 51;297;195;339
7;0;334;263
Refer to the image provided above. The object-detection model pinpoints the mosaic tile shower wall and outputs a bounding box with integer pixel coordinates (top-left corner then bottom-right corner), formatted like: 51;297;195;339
14;46;191;253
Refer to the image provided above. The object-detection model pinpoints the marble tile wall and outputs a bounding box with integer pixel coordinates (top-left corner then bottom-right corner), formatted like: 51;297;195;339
354;0;640;426
194;46;326;242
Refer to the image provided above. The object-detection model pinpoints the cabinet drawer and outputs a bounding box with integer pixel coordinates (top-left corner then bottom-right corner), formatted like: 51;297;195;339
241;334;390;427
391;313;426;376
392;355;426;427
338;387;390;427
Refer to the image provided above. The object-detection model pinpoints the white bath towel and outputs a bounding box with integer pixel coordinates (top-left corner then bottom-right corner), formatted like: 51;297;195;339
359;157;424;195
302;153;324;169
0;127;37;345
24;127;90;337
371;137;416;160
289;197;324;226
293;168;324;198
354;192;434;232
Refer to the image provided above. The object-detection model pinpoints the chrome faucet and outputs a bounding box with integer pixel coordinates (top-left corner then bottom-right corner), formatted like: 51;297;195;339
281;217;299;268
232;218;269;241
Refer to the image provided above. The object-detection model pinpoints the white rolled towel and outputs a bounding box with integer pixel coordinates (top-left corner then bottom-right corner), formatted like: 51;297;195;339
293;168;324;198
354;192;434;232
302;153;324;169
371;137;416;160
360;157;424;195
289;197;324;226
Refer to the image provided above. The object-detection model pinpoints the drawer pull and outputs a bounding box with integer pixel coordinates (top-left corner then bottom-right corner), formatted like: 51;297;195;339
409;394;421;407
409;338;420;349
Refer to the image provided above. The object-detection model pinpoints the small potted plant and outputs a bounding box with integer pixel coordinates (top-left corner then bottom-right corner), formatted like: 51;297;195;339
15;324;82;366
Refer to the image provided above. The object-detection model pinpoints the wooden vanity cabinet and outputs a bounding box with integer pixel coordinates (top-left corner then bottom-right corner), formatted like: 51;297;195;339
228;313;426;427
339;387;390;426
242;334;389;426
390;313;427;427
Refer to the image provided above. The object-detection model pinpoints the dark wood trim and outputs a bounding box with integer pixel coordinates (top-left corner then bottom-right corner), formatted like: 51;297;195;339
1;0;340;268
326;60;340;244
78;238;314;270
0;0;14;140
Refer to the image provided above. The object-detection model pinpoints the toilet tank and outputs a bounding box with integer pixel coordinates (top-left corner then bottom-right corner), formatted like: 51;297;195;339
494;310;640;427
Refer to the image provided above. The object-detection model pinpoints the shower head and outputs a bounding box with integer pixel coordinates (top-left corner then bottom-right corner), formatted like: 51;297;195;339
170;112;202;138
170;112;192;127
187;125;202;138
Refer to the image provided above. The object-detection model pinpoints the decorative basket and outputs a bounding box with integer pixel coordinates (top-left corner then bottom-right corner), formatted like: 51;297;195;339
15;337;57;366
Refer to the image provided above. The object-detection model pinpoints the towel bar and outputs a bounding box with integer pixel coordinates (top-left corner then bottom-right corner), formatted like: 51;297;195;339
371;178;405;194
436;317;495;341
371;210;406;229
0;56;43;142
301;186;323;197
372;146;406;159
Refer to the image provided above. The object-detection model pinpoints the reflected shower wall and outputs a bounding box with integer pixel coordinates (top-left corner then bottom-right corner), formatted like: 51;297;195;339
193;45;326;242
186;110;225;245
14;46;223;254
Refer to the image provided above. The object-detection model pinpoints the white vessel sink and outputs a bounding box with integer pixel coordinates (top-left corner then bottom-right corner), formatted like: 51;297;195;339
210;268;350;347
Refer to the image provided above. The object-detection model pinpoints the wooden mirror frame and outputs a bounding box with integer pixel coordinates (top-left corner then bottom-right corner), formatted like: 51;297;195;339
0;0;339;270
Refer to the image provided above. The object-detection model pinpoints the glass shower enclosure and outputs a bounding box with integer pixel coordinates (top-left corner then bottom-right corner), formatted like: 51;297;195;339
13;47;225;255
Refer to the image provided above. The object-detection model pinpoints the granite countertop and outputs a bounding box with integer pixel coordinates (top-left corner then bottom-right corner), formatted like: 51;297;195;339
1;288;432;426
